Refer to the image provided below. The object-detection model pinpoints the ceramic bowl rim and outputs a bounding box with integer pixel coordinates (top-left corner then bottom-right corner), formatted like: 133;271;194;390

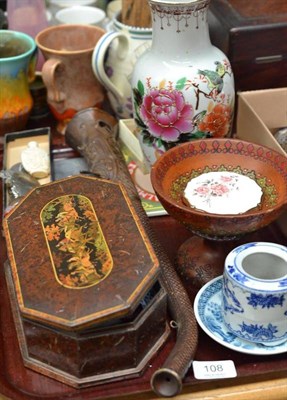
150;138;287;219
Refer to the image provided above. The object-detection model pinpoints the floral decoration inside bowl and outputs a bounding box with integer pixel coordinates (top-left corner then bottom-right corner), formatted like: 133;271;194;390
151;139;287;240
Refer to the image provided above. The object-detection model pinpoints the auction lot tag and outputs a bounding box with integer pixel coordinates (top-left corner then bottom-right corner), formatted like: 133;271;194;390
193;360;237;380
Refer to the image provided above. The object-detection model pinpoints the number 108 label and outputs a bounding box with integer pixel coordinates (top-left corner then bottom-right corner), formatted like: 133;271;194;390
193;360;237;380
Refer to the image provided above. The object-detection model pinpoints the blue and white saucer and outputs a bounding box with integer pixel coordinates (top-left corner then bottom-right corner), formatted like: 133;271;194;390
194;276;287;355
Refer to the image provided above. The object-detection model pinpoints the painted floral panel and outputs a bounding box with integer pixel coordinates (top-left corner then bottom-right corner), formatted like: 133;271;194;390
132;59;234;156
41;194;113;289
183;171;263;214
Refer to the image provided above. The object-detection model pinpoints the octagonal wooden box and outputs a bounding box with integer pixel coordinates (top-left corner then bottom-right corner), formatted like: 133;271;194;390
3;176;169;388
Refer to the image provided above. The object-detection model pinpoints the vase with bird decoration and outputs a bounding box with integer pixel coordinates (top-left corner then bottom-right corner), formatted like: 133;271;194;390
131;0;235;167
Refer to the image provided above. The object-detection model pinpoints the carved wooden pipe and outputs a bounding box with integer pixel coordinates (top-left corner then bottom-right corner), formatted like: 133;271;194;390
65;108;198;398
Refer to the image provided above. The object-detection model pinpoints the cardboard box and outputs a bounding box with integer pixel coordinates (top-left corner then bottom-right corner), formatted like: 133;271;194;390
119;119;146;167
119;119;167;217
236;88;287;157
237;88;287;236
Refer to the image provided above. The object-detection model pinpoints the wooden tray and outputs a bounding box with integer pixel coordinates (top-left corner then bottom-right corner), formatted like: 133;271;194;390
0;125;287;400
1;216;287;399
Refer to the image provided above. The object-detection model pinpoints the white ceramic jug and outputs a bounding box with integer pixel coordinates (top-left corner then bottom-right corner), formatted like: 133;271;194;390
92;12;152;119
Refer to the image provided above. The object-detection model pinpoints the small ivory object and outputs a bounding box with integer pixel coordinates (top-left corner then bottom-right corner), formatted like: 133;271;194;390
21;141;50;179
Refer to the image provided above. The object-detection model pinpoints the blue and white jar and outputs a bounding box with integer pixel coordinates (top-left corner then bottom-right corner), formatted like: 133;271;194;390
223;242;287;346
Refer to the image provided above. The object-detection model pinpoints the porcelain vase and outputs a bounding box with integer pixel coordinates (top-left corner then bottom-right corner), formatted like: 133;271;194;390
131;0;235;166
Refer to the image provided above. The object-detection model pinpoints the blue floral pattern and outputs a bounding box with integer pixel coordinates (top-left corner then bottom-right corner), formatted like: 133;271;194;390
194;277;287;355
226;264;249;285
247;293;285;309
223;275;244;314
239;322;278;342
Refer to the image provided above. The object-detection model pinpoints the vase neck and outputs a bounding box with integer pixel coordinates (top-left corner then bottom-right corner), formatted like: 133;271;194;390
149;0;212;59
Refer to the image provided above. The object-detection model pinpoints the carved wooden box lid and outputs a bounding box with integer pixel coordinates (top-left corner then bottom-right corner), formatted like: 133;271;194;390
3;176;159;331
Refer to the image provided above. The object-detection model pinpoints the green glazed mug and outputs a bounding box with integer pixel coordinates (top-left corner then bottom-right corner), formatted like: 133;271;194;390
0;30;37;135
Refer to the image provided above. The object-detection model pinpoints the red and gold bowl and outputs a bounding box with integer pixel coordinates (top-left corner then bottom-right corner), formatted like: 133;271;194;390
151;139;287;240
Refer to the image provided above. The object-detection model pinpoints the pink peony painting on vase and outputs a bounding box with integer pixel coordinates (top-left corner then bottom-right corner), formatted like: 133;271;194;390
133;66;234;160
140;87;194;142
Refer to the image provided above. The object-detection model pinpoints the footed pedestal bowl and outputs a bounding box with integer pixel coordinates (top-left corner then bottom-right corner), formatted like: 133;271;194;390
150;139;287;298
